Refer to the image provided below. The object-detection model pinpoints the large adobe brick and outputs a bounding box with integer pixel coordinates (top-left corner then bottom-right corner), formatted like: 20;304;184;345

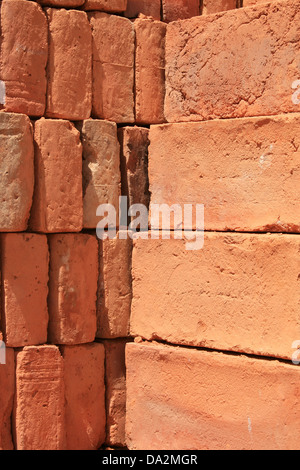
131;233;300;360
126;342;300;450
61;344;105;450
0;234;49;348
14;346;65;450
162;0;200;22
135;19;166;124
202;0;237;15
84;0;127;11
89;13;135;123
30;118;83;233
165;0;300;122
48;234;98;345
0;113;34;232
103;340;128;447
125;0;161;20
97;235;132;339
46;8;92;120
0;348;15;450
149;115;300;232
77;119;121;229
118;127;150;210
0;0;48;116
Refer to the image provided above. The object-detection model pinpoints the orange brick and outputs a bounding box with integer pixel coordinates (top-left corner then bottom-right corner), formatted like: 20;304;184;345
61;343;106;450
125;0;161;20
37;0;84;5
0;113;34;232
30;119;83;233
162;0;199;22
89;13;134;123
202;0;237;15
48;234;98;345
126;342;300;450
0;348;15;450
77;119;121;229
97;235;132;339
135;19;166;124
103;340;128;447
149;115;300;232
0;0;48;116
0;234;49;348
46;8;92;120
83;0;127;11
131;233;300;360
165;0;300;122
14;346;65;450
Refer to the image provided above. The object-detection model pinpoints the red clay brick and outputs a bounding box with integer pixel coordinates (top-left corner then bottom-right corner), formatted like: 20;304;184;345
135;19;166;124
202;0;237;15
0;113;34;232
126;342;300;450
84;0;127;11
165;0;300;122
125;0;161;20
77;119;121;229
149;115;300;232
89;13;135;123
97;235;132;339
162;0;199;22
103;339;128;447
131;234;300;360
48;234;98;345
30;118;83;233
61;343;106;450
14;346;65;450
46;8;92;120
0;0;48;116
0;348;15;450
118;126;150;210
37;0;85;5
0;234;49;348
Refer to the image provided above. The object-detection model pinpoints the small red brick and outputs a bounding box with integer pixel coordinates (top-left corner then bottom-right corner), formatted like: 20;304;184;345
0;0;48;116
89;13;135;123
46;8;92;120
30;118;83;233
202;0;237;15
0;348;15;450
0;113;34;232
14;346;65;450
83;0;127;11
125;0;161;20
61;343;106;450
0;233;49;348
162;0;199;22
135;19;166;124
48;234;98;345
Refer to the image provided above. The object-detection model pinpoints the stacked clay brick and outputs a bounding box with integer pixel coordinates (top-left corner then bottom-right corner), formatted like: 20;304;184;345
1;0;299;452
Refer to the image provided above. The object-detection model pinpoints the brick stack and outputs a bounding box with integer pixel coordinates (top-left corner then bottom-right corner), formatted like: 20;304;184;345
0;0;299;452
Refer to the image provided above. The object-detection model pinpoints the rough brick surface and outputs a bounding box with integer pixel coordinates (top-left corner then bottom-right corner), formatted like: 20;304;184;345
149;115;300;232
165;0;300;122
0;234;49;348
37;0;84;5
46;8;92;120
131;234;300;360
103;340;127;447
0;0;48;116
61;343;106;450
77;119;121;229
48;234;98;345
135;19;166;124
84;0;127;11
89;13;134;123
0;348;15;450
202;0;237;15
162;0;199;22
125;0;161;20
126;342;300;450
0;113;34;232
14;346;65;450
97;235;132;339
30;118;83;233
118;127;150;210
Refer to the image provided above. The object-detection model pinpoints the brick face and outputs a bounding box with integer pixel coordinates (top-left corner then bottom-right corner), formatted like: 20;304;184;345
202;0;237;15
125;0;161;20
162;0;200;22
0;348;15;450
